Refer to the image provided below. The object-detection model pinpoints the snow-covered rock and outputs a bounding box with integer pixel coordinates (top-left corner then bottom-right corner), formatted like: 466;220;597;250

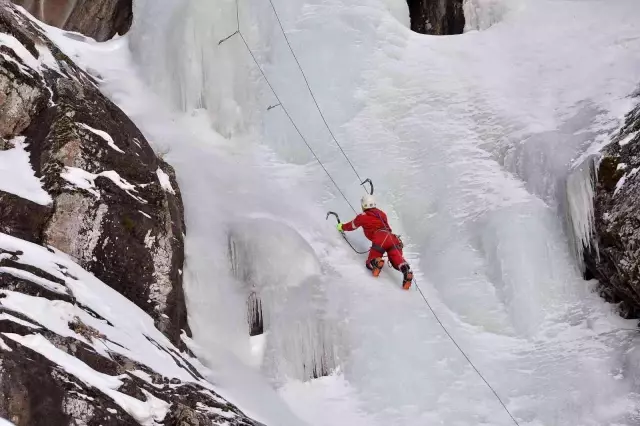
0;233;260;425
0;2;266;424
406;0;464;35
582;93;640;318
2;0;183;386
0;0;189;349
10;0;132;42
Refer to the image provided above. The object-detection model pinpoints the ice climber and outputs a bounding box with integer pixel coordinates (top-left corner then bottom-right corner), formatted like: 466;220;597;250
337;195;414;289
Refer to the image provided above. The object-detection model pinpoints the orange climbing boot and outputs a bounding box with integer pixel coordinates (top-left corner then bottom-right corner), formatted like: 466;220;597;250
402;272;413;290
401;264;413;290
369;258;385;277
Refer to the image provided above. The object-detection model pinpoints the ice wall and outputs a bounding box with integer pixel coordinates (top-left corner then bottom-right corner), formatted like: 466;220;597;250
111;0;640;424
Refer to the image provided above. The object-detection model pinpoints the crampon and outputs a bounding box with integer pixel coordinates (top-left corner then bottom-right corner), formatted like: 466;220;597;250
369;258;385;277
402;270;413;290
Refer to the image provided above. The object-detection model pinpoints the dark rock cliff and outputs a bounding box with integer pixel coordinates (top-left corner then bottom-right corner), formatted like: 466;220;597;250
406;0;465;35
11;0;132;41
0;2;261;424
583;94;640;318
0;0;188;351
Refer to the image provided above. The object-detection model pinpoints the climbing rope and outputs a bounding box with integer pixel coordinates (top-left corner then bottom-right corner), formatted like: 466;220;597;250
265;0;365;185
219;2;521;425
222;2;359;214
413;279;521;426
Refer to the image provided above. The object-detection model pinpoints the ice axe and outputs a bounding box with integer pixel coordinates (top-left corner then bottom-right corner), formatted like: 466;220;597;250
326;211;342;224
361;178;374;195
326;211;368;254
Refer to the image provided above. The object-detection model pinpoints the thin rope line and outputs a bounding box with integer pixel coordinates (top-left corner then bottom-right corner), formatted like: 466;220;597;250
414;278;521;426
266;0;364;185
237;31;358;214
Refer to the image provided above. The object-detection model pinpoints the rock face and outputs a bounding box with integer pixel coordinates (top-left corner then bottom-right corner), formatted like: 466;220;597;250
0;234;261;426
11;0;132;42
0;3;260;424
406;0;465;35
583;95;640;318
0;0;188;350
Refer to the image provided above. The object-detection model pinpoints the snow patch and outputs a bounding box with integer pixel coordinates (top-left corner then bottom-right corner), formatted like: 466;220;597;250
4;333;169;425
615;175;628;196
196;402;237;419
0;312;41;329
77;123;125;153
614;167;640;196
0;32;61;75
0;337;13;352
156;168;175;195
35;42;62;74
130;370;156;385
0;32;39;71
60;166;147;203
0;266;68;295
618;131;637;146
0;137;52;205
60;167;100;197
4;333;123;391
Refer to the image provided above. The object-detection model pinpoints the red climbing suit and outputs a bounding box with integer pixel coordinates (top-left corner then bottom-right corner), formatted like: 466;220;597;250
342;208;408;270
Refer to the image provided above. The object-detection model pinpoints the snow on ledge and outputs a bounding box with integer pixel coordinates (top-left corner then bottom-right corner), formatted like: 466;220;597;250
0;137;52;206
0;31;62;76
0;32;39;71
614;166;640;196
0;232;240;422
618;131;638;147
61;166;147;203
77;122;125;153
3;333;169;425
156;168;176;195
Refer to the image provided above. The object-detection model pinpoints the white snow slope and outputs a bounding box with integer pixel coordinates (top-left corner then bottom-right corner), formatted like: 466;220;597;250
43;0;640;424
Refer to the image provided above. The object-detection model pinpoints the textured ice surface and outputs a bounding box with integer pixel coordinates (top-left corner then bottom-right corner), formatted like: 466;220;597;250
44;0;640;424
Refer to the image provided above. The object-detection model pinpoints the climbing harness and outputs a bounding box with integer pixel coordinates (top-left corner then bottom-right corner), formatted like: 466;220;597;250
218;2;522;424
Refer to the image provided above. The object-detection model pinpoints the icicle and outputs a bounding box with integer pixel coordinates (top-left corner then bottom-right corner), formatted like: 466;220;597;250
565;154;599;270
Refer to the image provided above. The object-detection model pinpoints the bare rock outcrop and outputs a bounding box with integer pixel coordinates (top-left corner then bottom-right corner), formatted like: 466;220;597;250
406;0;465;35
11;0;132;41
581;94;640;318
0;234;261;426
0;2;263;424
0;0;188;349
